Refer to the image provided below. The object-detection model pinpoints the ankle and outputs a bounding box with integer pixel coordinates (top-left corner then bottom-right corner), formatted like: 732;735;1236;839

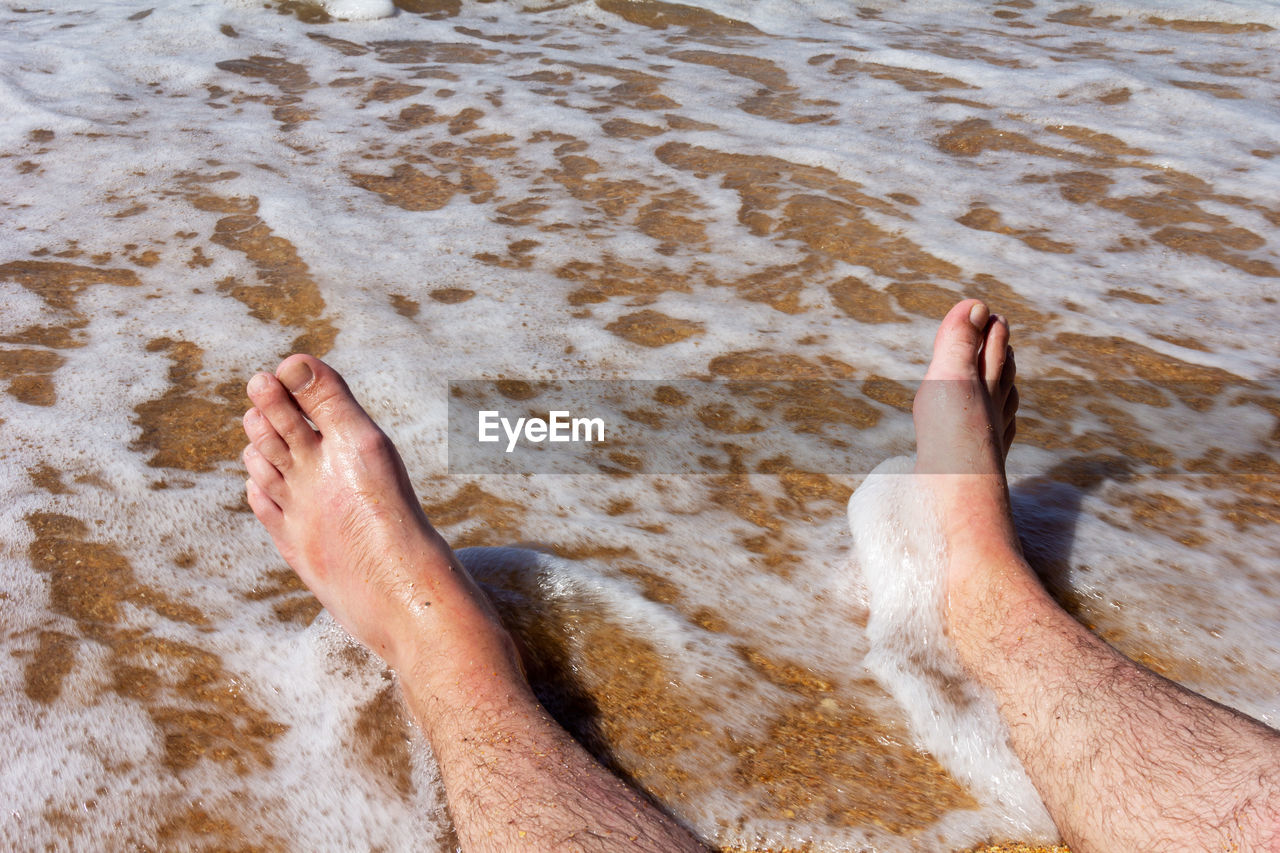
391;595;525;682
398;627;533;733
946;550;1050;672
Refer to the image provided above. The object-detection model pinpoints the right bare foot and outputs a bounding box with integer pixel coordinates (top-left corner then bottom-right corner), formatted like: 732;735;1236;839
912;300;1042;663
241;355;522;693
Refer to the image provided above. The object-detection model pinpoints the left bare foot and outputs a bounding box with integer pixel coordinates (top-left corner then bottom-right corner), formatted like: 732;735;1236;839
241;355;521;691
911;300;1041;669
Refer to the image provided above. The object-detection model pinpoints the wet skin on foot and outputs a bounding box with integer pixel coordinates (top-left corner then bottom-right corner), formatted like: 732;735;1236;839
241;354;521;686
911;299;1032;647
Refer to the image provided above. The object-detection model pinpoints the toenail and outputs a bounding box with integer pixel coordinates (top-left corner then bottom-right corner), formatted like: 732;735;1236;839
968;302;989;329
248;373;271;394
279;360;314;393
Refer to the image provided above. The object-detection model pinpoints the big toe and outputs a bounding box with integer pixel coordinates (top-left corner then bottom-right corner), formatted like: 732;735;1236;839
275;354;374;436
981;315;1010;395
925;299;989;382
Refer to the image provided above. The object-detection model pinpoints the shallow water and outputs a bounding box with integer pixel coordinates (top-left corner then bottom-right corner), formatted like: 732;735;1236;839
1;0;1277;850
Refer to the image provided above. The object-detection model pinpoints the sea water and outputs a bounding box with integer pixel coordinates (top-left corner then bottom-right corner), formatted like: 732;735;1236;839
1;0;1277;850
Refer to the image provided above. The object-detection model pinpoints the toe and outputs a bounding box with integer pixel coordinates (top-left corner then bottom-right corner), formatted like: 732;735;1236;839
243;443;287;504
926;299;990;381
1000;384;1019;458
275;354;378;438
999;347;1016;394
1002;385;1020;427
980;316;1010;394
245;478;284;533
996;348;1017;419
248;371;318;454
243;407;292;471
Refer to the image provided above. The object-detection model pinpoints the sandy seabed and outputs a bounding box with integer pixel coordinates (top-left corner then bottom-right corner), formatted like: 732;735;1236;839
3;0;1278;850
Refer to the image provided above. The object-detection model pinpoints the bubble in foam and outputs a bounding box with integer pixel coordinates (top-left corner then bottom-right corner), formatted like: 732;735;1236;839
323;0;395;20
847;455;1058;842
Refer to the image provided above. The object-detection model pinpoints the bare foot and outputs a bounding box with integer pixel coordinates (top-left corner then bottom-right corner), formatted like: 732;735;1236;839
241;355;521;689
912;300;1037;661
910;303;1280;853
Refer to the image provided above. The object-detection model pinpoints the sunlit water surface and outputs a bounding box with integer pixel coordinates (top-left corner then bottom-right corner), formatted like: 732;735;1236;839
1;0;1278;849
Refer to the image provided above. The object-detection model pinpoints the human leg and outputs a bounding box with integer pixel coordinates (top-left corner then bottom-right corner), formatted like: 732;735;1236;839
914;300;1280;852
242;355;704;853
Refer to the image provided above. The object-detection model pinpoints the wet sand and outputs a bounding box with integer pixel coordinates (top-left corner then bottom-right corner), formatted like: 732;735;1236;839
2;0;1278;849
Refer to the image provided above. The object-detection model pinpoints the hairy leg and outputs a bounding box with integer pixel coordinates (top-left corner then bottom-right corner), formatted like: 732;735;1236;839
914;300;1280;852
243;355;704;853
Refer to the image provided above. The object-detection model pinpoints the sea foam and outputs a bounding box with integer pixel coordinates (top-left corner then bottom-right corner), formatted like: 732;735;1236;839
322;0;396;21
2;0;1278;848
849;456;1058;841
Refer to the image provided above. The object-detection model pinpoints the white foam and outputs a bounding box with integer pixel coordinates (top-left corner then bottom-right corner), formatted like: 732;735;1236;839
323;0;396;21
2;0;1278;848
849;456;1058;841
